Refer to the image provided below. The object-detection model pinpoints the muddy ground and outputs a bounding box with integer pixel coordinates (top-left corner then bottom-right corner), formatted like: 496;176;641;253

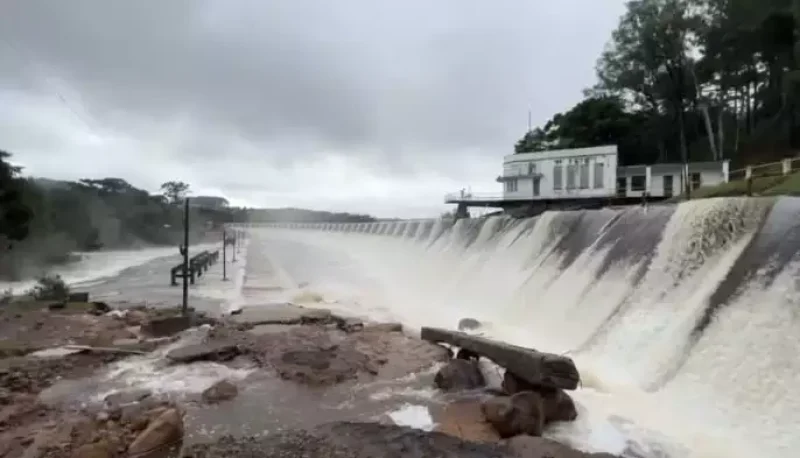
0;300;617;458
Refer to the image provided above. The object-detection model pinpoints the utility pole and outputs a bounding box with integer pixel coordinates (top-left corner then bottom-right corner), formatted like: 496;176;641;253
180;197;190;316
222;227;228;281
231;230;237;263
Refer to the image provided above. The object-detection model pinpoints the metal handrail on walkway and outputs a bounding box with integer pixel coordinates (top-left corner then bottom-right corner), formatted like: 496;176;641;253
443;191;505;203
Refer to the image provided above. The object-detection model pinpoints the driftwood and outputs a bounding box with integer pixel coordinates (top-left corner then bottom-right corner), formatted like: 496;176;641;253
420;327;580;390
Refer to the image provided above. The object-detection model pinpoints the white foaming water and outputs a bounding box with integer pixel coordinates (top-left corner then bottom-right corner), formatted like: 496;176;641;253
0;243;221;294
194;240;249;314
388;404;436;431
240;197;800;458
38;326;255;407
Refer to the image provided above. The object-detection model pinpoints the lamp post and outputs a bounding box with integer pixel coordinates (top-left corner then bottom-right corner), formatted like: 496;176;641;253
231;230;237;263
222;226;228;281
180;198;190;316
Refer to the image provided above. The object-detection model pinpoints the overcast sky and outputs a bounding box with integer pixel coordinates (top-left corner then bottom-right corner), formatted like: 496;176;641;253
0;0;625;218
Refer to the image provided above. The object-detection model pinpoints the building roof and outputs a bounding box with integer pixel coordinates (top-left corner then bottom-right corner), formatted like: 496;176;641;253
504;145;617;163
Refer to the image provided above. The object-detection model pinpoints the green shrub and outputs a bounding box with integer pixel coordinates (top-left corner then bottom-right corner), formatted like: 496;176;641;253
26;274;70;301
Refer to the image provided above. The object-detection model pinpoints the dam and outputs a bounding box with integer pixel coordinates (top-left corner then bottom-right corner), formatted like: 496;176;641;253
233;196;800;458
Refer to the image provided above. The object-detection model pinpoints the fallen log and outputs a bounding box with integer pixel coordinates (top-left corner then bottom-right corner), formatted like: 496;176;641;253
420;327;580;390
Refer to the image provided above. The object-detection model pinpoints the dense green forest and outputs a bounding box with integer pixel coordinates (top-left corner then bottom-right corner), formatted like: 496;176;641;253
516;0;800;168
0;151;375;280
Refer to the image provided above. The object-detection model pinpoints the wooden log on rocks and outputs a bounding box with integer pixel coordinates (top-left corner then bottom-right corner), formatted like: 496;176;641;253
420;327;580;390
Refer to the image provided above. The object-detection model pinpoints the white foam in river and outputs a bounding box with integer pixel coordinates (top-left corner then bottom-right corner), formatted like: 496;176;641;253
0;243;221;293
238;197;800;458
388;403;436;432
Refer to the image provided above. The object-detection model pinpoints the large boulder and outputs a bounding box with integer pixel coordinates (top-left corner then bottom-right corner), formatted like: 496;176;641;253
502;370;534;395
481;392;546;438
127;407;184;458
502;371;578;424
433;400;500;443
434;359;485;391
541;388;578;423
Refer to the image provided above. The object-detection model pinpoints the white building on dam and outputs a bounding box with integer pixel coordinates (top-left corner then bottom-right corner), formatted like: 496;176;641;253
445;145;730;218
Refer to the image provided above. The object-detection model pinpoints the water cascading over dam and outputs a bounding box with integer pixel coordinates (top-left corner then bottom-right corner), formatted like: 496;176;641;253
243;196;800;458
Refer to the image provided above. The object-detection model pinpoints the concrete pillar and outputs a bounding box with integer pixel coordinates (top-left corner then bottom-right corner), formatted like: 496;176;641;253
645;166;652;194
454;203;470;220
782;158;792;175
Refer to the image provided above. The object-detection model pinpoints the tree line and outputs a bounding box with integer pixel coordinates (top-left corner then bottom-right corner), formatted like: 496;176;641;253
516;0;800;168
0;150;375;280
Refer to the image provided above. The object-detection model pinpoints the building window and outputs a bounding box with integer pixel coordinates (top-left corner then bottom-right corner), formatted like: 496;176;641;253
553;160;563;190
616;177;627;196
594;162;604;189
533;177;540;196
631;175;646;191
505;179;518;193
579;158;590;189
691;173;702;190
566;160;577;189
527;162;536;175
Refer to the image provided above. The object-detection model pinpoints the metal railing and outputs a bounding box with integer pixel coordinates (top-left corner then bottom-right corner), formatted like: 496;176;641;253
722;156;800;196
443;191;506;203
728;157;800;180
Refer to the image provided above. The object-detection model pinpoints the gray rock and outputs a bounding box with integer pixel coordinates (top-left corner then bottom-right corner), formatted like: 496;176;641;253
202;379;238;404
230;304;332;326
166;341;241;364
104;389;152;409
482;392;546;438
88;301;111;315
128;408;184;457
247;324;301;335
338;318;364;333
141;315;193;337
434;359;485;391
502;372;578;424
458;318;481;331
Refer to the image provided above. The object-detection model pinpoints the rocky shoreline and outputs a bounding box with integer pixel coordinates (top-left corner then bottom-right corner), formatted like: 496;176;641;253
0;298;619;458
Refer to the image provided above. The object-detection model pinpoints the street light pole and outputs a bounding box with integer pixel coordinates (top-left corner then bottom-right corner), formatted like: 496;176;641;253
222;227;228;281
180;197;190;316
232;230;237;263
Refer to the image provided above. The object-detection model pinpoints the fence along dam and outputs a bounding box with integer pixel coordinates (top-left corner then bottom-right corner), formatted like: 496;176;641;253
241;196;800;458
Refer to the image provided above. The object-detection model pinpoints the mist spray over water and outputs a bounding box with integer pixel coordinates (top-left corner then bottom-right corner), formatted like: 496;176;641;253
247;197;799;458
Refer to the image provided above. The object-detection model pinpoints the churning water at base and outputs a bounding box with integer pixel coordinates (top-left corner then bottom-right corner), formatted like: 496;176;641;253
251;197;800;458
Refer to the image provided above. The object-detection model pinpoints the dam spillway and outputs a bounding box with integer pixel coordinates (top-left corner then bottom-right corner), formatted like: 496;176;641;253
236;196;800;458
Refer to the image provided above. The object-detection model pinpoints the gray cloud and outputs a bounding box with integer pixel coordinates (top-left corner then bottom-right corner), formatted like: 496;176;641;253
0;0;625;217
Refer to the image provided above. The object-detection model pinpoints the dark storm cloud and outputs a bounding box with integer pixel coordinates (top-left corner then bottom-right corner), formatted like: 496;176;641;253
0;0;625;217
0;1;621;164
